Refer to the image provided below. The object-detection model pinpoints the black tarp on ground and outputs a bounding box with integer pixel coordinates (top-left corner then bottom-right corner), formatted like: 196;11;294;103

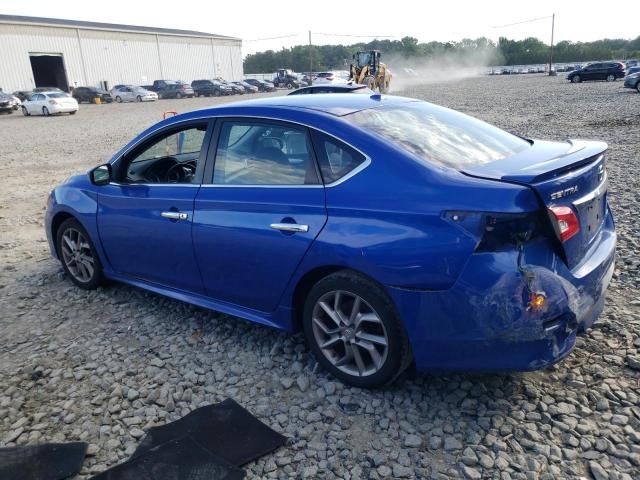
0;442;87;480
132;398;286;467
90;436;244;480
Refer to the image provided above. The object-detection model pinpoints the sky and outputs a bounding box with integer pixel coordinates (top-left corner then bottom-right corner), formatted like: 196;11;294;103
2;0;638;56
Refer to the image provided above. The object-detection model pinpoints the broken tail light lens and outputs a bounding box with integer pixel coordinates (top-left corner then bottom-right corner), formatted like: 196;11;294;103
548;206;580;242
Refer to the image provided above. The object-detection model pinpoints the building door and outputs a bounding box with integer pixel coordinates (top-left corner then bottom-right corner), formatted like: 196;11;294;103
29;53;69;91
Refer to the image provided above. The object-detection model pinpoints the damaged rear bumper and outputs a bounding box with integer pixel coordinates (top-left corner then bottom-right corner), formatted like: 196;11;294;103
387;210;616;372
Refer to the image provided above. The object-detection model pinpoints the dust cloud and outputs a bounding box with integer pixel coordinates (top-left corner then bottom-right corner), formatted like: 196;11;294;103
385;47;499;92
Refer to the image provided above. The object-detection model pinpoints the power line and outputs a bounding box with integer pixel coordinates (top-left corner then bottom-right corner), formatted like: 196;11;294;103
244;34;300;42
492;15;553;29
313;32;398;39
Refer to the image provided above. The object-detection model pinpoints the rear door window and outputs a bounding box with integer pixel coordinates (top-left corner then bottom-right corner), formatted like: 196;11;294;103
213;121;320;185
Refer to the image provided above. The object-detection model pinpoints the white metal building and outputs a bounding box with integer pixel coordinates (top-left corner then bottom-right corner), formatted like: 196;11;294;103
0;15;243;92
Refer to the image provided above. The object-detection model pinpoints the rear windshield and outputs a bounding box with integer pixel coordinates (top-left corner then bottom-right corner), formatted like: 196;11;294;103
48;93;67;98
348;102;530;169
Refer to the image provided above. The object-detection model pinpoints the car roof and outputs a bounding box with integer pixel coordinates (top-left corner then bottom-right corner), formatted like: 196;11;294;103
189;93;414;116
289;84;372;95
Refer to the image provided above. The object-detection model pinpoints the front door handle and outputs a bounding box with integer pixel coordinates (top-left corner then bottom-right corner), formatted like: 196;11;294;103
270;223;309;233
161;211;188;221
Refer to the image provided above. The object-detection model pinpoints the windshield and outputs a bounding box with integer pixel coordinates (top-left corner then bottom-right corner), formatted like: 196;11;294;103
348;102;530;169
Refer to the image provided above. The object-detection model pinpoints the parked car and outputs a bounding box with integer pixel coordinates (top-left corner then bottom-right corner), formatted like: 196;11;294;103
567;62;625;83
231;81;259;93
191;80;232;97
0;92;15;113
244;78;276;92
13;90;33;102
111;85;158;103
22;91;78;116
314;71;349;85
73;87;113;104
157;83;194;99
218;80;245;95
625;66;640;76
623;72;640;92
288;84;374;95
45;94;615;387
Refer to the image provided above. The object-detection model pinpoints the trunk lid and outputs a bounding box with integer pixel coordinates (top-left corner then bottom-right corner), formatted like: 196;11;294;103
463;139;609;269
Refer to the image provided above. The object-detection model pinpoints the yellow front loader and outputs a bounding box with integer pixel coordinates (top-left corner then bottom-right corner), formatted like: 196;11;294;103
349;50;391;93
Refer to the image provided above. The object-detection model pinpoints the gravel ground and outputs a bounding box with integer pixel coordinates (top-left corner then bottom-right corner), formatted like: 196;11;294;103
0;76;639;480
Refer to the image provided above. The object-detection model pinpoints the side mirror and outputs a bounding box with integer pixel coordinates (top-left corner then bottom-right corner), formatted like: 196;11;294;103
90;164;112;185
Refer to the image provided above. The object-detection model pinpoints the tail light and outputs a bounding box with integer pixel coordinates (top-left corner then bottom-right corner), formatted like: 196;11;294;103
548;206;580;242
48;100;57;105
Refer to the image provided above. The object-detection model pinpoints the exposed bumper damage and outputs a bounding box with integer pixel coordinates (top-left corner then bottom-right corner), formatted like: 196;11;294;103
387;210;615;372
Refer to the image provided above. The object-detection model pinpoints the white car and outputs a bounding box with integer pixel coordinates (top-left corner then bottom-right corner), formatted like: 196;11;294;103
110;85;158;103
22;91;78;116
313;71;349;85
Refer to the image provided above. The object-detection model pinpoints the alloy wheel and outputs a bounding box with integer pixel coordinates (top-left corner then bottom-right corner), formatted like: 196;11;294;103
60;227;95;283
311;290;389;377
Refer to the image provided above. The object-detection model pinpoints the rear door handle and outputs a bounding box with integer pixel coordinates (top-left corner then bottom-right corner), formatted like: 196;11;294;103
270;223;308;233
161;211;188;221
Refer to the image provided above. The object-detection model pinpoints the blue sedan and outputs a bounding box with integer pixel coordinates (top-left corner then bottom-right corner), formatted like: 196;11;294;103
45;94;615;387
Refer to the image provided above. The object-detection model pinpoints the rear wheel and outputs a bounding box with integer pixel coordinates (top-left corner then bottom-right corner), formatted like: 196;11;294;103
286;82;293;89
42;106;50;116
69;111;77;115
22;106;29;116
636;82;640;93
56;218;104;289
214;90;220;97
176;92;182;99
303;270;412;388
115;96;122;103
571;75;581;83
606;74;615;82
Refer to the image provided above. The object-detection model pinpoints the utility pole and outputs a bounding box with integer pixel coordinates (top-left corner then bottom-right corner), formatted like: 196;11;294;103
309;30;313;85
548;13;555;75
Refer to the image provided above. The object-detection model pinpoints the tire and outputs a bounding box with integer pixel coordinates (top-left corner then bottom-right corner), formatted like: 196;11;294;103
606;74;615;82
136;95;142;102
364;75;377;90
214;90;220;97
42;106;50;116
571;75;581;83
56;218;104;290
636;82;640;93
286;82;293;89
22;106;29;116
69;110;77;115
115;96;122;103
176;92;182;99
303;270;412;388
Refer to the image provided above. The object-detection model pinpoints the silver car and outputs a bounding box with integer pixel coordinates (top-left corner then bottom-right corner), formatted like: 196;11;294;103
110;85;158;103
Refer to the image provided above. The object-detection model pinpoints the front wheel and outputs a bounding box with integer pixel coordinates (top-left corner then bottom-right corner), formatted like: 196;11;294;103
22;106;29;116
56;218;104;289
571;75;581;83
303;271;412;388
636;82;640;93
606;74;615;82
176;92;182;99
115;96;122;103
136;95;142;102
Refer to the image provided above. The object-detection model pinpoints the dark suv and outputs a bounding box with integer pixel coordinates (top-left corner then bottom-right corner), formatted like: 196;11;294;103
567;62;625;83
72;87;113;103
158;83;194;99
191;80;233;97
